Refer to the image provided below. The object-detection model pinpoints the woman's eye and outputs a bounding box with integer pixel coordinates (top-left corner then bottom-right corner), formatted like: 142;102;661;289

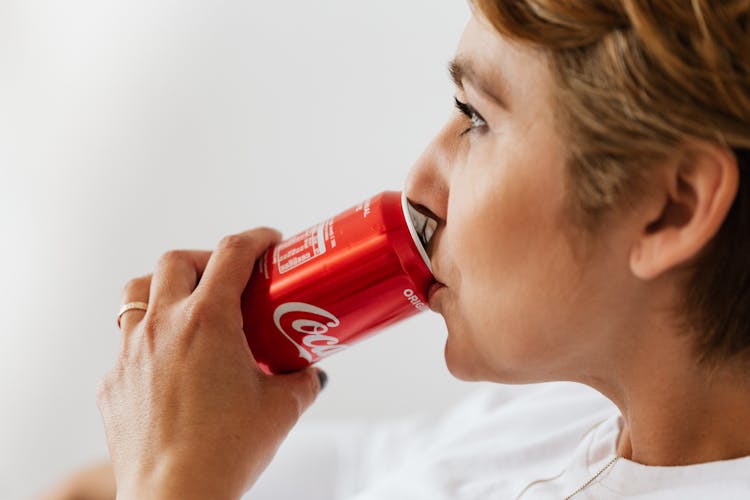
454;97;487;136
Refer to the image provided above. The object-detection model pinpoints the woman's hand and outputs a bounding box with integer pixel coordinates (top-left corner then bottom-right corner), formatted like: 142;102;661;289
97;228;325;500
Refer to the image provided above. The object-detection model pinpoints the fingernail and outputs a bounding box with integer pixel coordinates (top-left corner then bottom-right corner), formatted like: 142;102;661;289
316;369;328;392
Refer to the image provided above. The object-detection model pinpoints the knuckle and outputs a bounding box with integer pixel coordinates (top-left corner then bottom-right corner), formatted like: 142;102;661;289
275;387;305;423
122;276;149;297
256;226;281;239
293;379;317;417
304;371;320;401
274;374;319;421
254;227;283;246
157;249;187;268
218;233;247;251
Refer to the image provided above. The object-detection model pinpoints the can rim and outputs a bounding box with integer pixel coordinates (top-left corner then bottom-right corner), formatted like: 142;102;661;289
400;192;434;274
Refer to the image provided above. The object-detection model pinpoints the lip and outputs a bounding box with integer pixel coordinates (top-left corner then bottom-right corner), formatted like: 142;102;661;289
427;281;446;311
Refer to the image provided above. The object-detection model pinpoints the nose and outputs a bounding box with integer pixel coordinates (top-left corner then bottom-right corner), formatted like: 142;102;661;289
404;118;459;227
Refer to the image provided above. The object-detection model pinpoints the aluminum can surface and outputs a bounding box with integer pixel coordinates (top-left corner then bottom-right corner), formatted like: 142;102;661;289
241;191;437;374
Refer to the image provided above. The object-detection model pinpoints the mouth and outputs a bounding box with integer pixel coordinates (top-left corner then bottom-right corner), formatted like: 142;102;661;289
427;281;446;311
403;196;446;307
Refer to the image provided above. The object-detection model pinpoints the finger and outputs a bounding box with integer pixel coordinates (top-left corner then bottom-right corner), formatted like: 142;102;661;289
150;250;213;306
267;367;327;423
119;275;151;334
195;227;282;307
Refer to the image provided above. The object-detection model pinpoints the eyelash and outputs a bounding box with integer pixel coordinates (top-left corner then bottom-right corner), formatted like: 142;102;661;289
454;97;487;136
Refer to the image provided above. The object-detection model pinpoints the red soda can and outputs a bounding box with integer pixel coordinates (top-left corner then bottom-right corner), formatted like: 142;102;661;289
241;191;437;374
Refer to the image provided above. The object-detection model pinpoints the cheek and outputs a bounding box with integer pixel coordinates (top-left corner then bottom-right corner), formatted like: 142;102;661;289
439;144;583;380
450;143;568;295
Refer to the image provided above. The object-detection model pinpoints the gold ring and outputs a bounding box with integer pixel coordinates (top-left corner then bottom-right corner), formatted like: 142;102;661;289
117;301;149;329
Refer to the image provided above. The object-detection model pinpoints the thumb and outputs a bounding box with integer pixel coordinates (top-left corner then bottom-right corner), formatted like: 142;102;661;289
267;367;327;420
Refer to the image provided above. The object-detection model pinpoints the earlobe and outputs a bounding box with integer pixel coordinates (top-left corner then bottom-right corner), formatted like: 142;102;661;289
629;142;739;281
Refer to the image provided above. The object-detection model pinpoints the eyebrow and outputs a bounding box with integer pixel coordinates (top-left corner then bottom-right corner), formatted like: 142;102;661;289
448;56;509;109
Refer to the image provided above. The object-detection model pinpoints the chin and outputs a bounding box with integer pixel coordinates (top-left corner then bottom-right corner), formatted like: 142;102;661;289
443;336;490;381
443;328;553;385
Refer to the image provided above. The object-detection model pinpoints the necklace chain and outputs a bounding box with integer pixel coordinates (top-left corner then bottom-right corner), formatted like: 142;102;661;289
514;419;619;500
563;456;620;500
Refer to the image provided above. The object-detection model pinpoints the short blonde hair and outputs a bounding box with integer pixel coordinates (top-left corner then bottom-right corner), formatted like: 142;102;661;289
473;0;750;363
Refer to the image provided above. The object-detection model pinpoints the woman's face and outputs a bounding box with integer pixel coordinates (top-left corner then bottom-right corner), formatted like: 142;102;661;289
406;14;640;383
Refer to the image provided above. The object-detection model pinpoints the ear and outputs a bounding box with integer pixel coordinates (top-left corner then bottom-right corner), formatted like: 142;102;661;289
630;141;739;280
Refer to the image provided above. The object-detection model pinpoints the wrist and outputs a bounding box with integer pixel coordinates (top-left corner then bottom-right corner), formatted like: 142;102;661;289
115;460;240;500
117;481;238;500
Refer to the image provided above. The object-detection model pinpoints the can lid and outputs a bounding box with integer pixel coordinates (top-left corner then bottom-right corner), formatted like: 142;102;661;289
401;192;437;273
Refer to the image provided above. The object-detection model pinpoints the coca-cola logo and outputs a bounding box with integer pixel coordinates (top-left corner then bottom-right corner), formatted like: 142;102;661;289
273;302;347;362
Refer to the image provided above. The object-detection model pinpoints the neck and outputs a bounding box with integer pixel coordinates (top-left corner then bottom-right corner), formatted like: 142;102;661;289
593;333;750;466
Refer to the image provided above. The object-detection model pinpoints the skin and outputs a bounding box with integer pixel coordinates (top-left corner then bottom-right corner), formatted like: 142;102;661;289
39;9;750;500
96;229;324;500
36;461;116;500
407;14;750;466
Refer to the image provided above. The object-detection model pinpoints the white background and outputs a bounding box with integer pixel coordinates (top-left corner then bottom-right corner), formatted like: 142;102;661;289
0;1;474;498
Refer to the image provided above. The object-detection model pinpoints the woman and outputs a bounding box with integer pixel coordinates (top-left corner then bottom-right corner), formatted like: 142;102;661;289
42;1;750;498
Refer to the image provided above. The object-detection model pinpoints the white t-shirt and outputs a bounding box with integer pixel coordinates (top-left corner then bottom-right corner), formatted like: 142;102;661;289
244;382;750;499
